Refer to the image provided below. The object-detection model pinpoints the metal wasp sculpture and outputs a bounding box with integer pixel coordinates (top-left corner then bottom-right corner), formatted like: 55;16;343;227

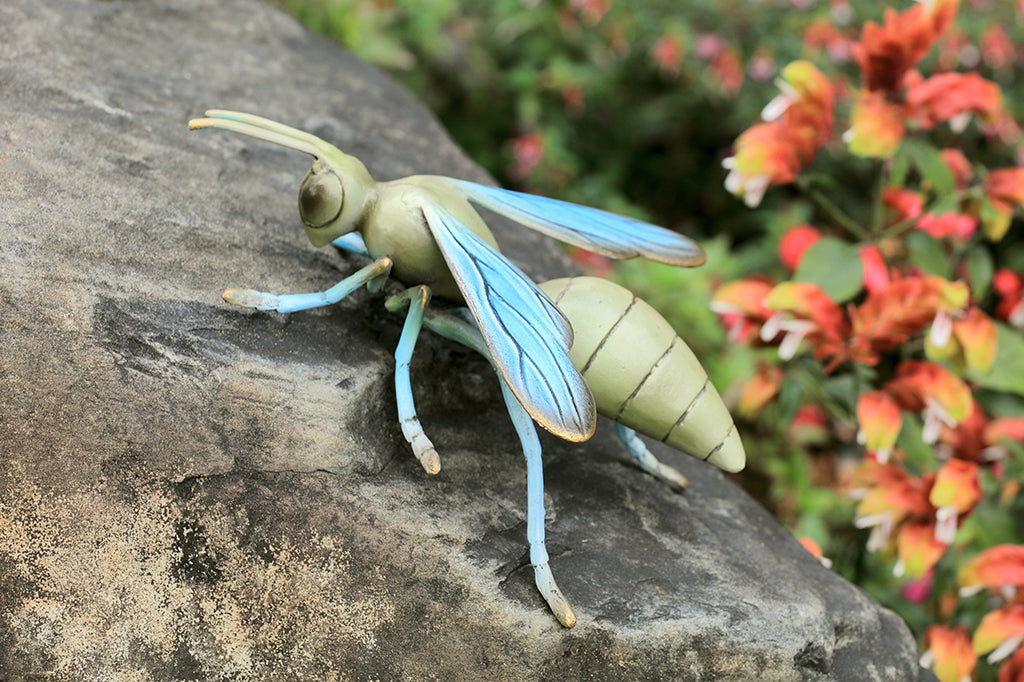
189;110;746;628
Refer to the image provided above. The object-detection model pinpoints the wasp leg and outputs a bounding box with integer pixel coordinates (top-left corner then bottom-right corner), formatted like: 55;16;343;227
614;423;689;490
417;308;576;627
331;232;370;258
498;379;577;628
385;287;440;475
222;257;392;313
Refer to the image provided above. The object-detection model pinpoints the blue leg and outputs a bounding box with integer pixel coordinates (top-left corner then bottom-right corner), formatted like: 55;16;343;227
387;287;440;475
331;232;370;257
498;378;577;628
414;306;576;626
615;423;688;490
222;257;392;313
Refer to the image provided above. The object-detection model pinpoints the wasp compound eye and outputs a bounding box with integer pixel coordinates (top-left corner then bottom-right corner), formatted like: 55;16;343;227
298;164;344;229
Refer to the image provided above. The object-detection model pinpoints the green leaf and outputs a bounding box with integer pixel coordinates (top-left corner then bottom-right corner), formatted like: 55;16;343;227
890;145;910;187
792;237;863;303
905;231;952;278
969;323;1024;397
904;138;955;197
963;244;994;300
822;374;858;416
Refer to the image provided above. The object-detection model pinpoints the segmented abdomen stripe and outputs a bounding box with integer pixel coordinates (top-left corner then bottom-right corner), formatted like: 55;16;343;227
703;423;735;462
612;336;678;421
660;378;710;443
579;294;638;376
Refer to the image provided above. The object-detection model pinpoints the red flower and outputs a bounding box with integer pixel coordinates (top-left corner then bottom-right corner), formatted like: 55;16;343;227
905;71;1003;133
981;24;1015;71
993;268;1024;327
710;46;744;94
650;34;685;76
509;133;545;181
940;148;973;189
789;403;830;446
778;224;822;271
859;244;891;294
883;187;925;222
915;212;978;242
998;645;1024;682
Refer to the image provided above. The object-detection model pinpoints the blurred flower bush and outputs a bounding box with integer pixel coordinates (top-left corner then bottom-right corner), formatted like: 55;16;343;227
284;1;1024;679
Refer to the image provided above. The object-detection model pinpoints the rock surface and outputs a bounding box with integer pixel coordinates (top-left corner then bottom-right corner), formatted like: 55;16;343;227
0;1;934;679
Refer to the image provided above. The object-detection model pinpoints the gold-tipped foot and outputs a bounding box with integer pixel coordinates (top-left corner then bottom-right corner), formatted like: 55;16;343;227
222;288;278;310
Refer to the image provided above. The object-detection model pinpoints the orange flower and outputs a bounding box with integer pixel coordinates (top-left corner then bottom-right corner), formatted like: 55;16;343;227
848;275;969;366
927;307;998;374
723;122;803;207
765;282;848;361
768;60;835;161
973;604;1024;662
844;89;906;158
929;459;982;543
958;544;1024;598
851;457;970;577
896;520;949;577
921;625;977;682
724;61;833;206
951;307;998;374
984;168;1024;241
798;536;833;568
851;1;957;94
738;365;783;417
986;417;1024;448
711;279;775;343
857;390;903;461
885;361;974;443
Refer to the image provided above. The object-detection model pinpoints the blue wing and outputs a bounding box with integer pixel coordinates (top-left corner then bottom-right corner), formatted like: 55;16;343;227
421;204;596;442
452;179;706;267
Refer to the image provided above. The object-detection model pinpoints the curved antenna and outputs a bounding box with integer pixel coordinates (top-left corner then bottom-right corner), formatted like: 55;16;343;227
188;110;324;157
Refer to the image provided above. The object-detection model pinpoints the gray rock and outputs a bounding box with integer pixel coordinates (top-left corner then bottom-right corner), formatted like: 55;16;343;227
0;0;934;679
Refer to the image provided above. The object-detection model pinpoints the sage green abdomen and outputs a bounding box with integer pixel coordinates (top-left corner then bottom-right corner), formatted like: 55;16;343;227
539;277;745;473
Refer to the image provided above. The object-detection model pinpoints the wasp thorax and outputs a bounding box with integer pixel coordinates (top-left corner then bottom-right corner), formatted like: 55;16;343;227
298;161;344;229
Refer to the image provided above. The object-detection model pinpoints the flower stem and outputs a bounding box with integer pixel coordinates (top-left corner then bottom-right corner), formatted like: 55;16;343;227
807;187;872;240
